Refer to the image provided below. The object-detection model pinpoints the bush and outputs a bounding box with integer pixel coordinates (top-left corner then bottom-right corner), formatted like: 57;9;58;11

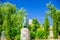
15;34;20;40
36;28;45;39
30;31;35;40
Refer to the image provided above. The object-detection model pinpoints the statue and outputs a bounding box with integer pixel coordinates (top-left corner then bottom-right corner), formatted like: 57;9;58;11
21;15;30;40
23;15;28;28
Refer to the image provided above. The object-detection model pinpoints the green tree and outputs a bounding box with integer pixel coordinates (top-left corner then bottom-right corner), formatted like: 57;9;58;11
56;10;60;35
2;2;16;40
29;18;40;40
43;14;50;39
14;8;26;40
31;18;40;31
0;3;3;40
36;28;45;39
2;2;26;40
47;2;58;38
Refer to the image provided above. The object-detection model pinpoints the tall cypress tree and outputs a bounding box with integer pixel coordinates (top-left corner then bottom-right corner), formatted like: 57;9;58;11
43;13;50;39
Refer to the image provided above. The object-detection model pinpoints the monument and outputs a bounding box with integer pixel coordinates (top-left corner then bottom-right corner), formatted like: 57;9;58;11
21;15;30;40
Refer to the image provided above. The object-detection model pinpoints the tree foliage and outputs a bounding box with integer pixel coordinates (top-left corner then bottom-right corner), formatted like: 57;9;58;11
47;2;60;38
28;18;40;40
36;27;45;39
0;3;3;40
31;18;40;31
0;2;26;40
43;14;50;39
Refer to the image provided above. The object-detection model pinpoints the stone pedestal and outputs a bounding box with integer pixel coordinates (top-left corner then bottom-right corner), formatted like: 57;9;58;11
21;28;30;40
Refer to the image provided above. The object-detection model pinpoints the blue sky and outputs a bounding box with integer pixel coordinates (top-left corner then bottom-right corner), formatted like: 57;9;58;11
1;0;60;26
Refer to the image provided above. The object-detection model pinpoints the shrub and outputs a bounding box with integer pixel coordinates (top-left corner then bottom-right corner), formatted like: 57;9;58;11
36;28;45;39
